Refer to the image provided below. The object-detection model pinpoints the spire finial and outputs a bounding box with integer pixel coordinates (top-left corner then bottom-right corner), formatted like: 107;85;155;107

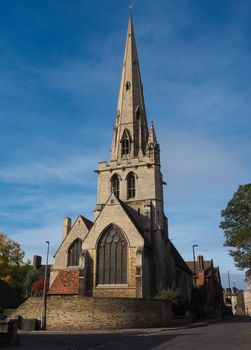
129;5;133;16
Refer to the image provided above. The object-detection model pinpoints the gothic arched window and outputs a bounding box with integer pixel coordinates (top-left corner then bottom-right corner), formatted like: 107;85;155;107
111;173;120;198
127;172;136;199
97;225;127;284
121;129;131;157
67;238;82;266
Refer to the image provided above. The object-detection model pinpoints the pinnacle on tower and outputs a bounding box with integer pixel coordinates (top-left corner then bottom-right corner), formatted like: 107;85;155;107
111;15;149;161
148;121;158;146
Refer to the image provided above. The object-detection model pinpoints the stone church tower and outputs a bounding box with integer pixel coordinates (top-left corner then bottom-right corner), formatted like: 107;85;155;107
49;15;192;300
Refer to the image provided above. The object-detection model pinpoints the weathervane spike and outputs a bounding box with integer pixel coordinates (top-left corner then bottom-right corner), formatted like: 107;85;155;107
129;5;133;16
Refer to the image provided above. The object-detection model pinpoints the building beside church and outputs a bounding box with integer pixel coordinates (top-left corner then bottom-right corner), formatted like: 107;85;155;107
186;255;223;312
48;15;192;301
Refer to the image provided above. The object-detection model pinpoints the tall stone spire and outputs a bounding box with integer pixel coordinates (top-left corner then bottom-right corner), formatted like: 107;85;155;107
111;15;149;161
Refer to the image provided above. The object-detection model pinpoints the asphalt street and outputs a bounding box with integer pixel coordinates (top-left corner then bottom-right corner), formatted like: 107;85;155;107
4;316;251;350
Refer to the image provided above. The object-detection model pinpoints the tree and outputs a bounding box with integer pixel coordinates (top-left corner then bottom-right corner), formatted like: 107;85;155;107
23;269;41;297
0;233;33;296
220;184;251;279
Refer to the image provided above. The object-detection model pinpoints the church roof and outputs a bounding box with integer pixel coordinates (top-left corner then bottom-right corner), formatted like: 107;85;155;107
118;198;151;247
48;270;79;295
170;242;192;274
79;215;93;230
53;214;93;258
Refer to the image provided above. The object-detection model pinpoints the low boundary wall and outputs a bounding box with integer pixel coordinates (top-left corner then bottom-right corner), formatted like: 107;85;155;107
10;296;173;330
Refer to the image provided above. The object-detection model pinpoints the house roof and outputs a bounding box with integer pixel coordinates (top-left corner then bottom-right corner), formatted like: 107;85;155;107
170;242;192;274
186;260;213;275
0;280;24;309
48;270;79;295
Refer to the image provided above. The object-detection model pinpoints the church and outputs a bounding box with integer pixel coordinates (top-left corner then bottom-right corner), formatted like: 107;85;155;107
48;15;192;302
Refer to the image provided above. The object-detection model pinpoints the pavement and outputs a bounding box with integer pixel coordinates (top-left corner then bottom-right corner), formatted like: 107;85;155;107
2;316;251;349
19;316;224;335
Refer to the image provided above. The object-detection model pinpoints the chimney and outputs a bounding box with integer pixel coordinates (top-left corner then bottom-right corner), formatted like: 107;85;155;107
63;217;72;240
198;255;204;271
33;255;42;270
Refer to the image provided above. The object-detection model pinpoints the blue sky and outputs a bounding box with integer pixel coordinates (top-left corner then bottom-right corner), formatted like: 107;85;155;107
0;0;250;289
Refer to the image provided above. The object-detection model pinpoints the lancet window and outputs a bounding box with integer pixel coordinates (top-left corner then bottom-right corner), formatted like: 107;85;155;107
121;129;131;157
111;173;120;198
67;238;82;266
127;172;136;199
97;225;127;285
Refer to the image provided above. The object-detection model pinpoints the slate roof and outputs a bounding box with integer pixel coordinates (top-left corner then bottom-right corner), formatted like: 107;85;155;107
118;199;151;247
79;215;93;231
48;270;79;295
170;242;192;274
0;280;24;309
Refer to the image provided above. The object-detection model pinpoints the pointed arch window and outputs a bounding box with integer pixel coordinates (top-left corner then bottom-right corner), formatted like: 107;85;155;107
121;129;131;157
67;238;82;266
97;225;127;284
111;173;120;198
127;172;136;199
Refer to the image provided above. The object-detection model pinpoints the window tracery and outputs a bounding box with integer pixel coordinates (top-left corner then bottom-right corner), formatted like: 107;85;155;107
121;129;131;157
127;172;136;199
97;225;127;284
111;174;120;198
67;239;82;266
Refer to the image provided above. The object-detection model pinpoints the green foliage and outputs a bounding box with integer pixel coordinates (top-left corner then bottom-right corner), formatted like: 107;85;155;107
155;286;181;305
0;233;34;297
220;184;251;277
23;269;41;297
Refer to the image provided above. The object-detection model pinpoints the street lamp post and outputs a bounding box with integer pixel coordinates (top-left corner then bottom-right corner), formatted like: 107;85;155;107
227;270;231;292
41;241;50;330
192;244;198;285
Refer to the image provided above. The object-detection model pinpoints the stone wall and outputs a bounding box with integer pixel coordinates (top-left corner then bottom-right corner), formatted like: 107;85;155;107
244;289;251;314
10;296;172;330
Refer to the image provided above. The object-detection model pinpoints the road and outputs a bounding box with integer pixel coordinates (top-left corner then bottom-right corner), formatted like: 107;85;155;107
5;316;251;350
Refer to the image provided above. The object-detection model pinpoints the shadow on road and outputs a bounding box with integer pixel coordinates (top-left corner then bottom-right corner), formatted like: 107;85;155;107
14;332;203;350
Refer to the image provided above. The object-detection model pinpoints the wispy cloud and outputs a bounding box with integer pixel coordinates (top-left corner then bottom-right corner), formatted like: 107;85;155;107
0;0;250;284
0;154;98;185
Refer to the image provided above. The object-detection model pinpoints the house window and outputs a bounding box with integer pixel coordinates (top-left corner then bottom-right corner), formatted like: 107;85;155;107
67;239;82;266
97;225;127;284
127;172;136;199
111;173;120;198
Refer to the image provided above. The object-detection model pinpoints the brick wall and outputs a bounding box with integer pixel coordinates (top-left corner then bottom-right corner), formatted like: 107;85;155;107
10;296;172;330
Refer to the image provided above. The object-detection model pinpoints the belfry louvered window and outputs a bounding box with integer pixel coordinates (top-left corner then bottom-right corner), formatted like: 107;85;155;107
111;174;120;198
127;172;136;199
97;225;127;284
121;138;129;156
121;129;130;156
67;238;82;266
